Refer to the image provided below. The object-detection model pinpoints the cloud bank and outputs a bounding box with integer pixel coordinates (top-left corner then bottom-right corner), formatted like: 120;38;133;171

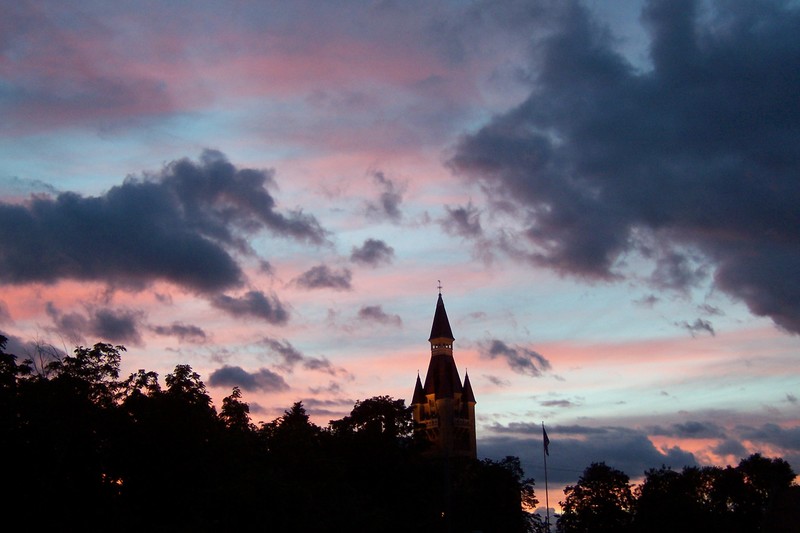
0;150;326;294
450;0;800;333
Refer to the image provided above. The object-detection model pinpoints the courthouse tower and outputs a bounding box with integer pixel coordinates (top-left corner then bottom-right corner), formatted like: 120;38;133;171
411;292;477;459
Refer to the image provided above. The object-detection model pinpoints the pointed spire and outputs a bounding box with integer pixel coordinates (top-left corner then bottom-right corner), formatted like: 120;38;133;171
411;374;426;405
428;292;454;342
462;372;476;404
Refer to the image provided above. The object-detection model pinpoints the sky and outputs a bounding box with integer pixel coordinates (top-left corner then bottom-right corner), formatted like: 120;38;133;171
1;0;799;510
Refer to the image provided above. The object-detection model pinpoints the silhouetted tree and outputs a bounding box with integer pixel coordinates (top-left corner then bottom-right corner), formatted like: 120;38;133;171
220;385;253;432
558;462;634;533
738;453;797;531
11;343;128;528
633;456;798;533
451;455;543;533
634;465;709;532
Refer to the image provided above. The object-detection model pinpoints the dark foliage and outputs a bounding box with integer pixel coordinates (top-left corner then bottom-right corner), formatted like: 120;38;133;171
3;338;795;532
558;456;798;533
0;339;537;532
558;462;635;533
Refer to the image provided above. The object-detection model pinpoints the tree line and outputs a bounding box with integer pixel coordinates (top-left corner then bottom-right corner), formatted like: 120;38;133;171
1;338;796;532
0;339;536;532
558;457;798;533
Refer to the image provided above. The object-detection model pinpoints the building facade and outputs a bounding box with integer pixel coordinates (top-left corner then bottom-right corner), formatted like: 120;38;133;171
411;293;477;459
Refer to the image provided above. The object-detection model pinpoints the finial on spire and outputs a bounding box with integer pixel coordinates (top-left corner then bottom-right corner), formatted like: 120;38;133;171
437;280;442;294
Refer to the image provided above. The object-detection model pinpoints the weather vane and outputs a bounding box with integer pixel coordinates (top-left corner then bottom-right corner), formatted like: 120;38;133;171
437;280;442;294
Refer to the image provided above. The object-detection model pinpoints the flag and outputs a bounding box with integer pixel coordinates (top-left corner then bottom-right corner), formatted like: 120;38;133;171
542;424;550;456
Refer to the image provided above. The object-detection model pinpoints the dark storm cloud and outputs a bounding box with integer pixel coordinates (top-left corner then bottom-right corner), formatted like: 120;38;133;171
46;302;143;345
449;0;800;334
483;419;800;483
294;265;352;290
0;150;326;293
480;424;698;485
208;365;289;392
365;171;404;222
150;322;208;343
210;290;289;324
350;238;395;266
440;202;483;238
357;305;402;327
260;337;342;376
0;330;32;357
714;438;748;458
649;420;727;439
479;339;551;376
738;423;800;452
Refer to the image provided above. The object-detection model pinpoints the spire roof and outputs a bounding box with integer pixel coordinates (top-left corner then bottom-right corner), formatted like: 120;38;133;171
462;372;476;404
422;354;463;398
411;374;426;405
428;293;454;342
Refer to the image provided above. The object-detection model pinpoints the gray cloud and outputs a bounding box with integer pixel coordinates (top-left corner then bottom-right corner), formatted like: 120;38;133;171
0;330;36;357
208;365;289;392
479;339;551;376
261;336;342;376
633;294;659;308
483;374;510;387
649;420;727;439
308;381;343;395
0;150;326;293
350;238;395;267
449;0;800;334
150;322;208;343
210;290;289;324
713;438;748;458
541;399;577;408
737;423;800;452
440;202;483;238
365;170;404;222
294;264;352;290
698;303;724;316
675;318;715;337
0;300;10;324
46;302;143;345
357;305;402;327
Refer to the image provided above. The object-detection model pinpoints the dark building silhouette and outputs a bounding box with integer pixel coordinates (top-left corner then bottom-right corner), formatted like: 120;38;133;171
411;292;477;459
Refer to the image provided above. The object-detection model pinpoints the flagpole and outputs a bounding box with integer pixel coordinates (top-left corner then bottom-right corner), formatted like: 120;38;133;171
542;421;550;532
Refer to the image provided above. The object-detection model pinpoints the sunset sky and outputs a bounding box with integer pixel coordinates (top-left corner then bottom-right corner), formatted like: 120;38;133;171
2;0;798;508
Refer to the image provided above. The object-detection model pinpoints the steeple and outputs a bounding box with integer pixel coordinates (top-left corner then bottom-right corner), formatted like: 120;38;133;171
428;293;454;342
411;290;477;459
423;292;461;398
462;372;476;404
412;373;426;405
